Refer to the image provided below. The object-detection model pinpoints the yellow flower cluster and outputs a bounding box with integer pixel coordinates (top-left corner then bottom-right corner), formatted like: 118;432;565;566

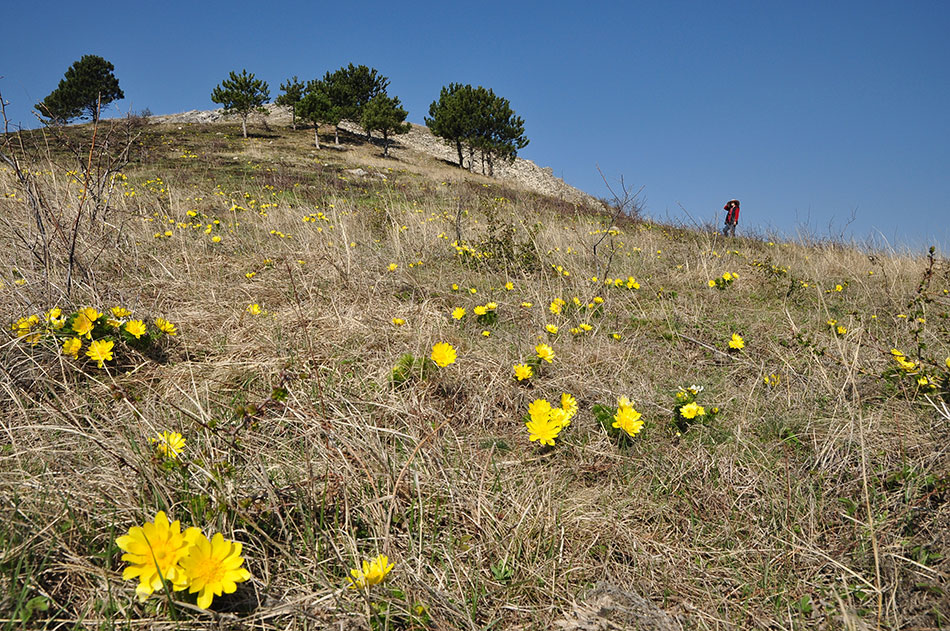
612;396;644;437
116;511;251;609
708;272;738;290
11;306;177;369
525;393;577;446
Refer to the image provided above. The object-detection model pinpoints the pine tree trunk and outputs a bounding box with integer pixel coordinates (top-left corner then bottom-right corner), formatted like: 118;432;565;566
456;140;463;168
241;115;248;139
314;125;320;149
382;130;389;157
334;126;340;145
291;109;297;131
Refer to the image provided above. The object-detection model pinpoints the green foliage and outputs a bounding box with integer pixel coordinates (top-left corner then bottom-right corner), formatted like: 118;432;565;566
425;83;528;173
275;76;305;130
332;63;389;123
390;353;434;386
490;560;514;583
210;69;270;138
297;79;340;147
361;94;410;156
298;64;390;147
36;54;124;123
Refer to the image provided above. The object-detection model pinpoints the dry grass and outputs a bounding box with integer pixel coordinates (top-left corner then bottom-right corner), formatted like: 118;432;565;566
1;118;948;630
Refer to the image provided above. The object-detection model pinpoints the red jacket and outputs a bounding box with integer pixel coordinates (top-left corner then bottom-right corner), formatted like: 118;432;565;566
724;202;740;224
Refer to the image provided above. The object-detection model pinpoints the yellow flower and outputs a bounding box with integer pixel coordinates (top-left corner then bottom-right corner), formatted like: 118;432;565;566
708;279;717;288
179;531;252;609
513;364;533;381
679;402;705;419
561;393;578;422
834;284;843;292
722;272;733;282
485;301;498;310
125;319;147;339
79;306;101;323
392;318;406;326
473;305;487;316
728;333;744;350
526;415;561;446
536;343;554;363
211;235;222;243
347;554;393;589
151;431;186;459
836;325;847;336
520;301;533;308
451;283;459;291
612;404;643;437
86;339;114;368
579;323;593;332
593;296;604;304
246;303;262;315
62;337;82;358
387;263;398;271
612;333;622;340
528;398;553;424
155;318;177;335
549;301;562;315
430;342;457;367
72;313;95;338
549;407;569;429
504;282;514;290
545;324;559;334
452;307;466;320
115;511;194;600
481;330;491;337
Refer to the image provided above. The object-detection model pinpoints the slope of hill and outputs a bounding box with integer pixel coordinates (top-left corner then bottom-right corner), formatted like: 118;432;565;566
152;104;601;207
1;116;948;630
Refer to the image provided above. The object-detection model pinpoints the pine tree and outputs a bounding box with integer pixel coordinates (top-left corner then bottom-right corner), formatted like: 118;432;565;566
426;84;528;172
425;83;476;168
36;55;124;123
275;76;305;130
361;95;411;157
327;64;390;139
210;70;270;138
297;79;345;148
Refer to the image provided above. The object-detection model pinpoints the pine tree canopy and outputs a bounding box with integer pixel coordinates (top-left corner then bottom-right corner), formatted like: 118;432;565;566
36;55;124;123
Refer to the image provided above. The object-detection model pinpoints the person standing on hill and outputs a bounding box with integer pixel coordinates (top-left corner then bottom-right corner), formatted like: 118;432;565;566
723;199;740;237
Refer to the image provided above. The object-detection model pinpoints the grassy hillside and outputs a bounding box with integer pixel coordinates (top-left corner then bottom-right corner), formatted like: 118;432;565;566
1;117;949;630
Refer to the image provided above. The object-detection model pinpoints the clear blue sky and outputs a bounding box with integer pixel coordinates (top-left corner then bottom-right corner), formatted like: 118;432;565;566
3;1;948;253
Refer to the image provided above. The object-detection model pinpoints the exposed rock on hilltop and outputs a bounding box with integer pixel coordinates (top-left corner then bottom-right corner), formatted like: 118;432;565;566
151;104;600;207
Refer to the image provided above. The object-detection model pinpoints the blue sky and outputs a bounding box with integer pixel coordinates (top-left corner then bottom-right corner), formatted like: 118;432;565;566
3;1;948;253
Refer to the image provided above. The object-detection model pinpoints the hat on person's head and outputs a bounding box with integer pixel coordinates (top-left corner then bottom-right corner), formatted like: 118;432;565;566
728;199;739;204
